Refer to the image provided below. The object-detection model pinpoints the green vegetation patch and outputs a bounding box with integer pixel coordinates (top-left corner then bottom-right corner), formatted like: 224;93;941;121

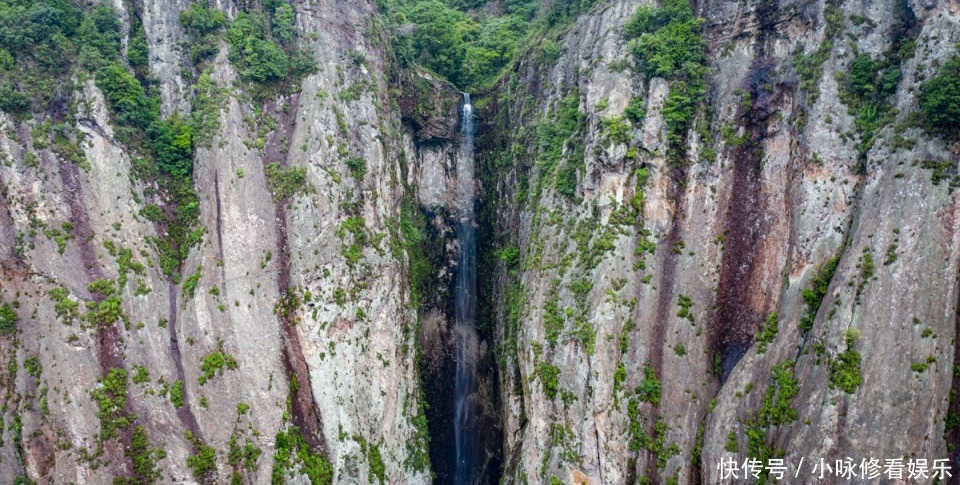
128;425;166;483
791;4;844;105
829;329;862;393
345;157;367;181
536;361;561;399
198;340;239;385
742;360;800;482
86;278;126;327
919;52;960;139
265;162;312;201
798;254;839;332
90;367;131;439
225;9;317;93
185;431;218;482
180;3;226;64
0;1;121;117
272;425;333;484
635;364;662;406
625;0;708;165
0;301;17;335
534;91;586;201
676;294;694;323
338;216;370;266
836;49;904;156
756;361;800;426
394;200;434;310
384;0;538;90
170;379;185;408
754;312;778;354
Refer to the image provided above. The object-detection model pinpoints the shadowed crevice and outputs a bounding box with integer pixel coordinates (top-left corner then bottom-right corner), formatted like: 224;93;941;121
265;93;328;457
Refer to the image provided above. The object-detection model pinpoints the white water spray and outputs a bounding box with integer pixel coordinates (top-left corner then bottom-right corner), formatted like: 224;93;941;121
453;93;479;485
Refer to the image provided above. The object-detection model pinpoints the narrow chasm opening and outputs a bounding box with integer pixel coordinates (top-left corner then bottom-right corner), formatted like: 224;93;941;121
417;95;503;484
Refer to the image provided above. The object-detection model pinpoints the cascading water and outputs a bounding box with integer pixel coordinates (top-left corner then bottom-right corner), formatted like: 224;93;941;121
453;93;479;485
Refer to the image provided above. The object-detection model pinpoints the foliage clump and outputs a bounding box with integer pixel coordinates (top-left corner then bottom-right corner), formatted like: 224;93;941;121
345;157;367;181
741;360;799;482
919;53;960;139
128;425;166;483
625;0;708;165
836;50;903;156
755;312;779;354
791;5;843;106
170;380;185;408
226;10;317;90
676;294;694;322
635;364;661;406
0;302;17;335
829;329;862;393
86;279;125;327
756;361;800;426
386;0;533;90
394;200;434;310
0;1;121;116
0;2;205;281
199;340;239;385
180;3;226;64
272;425;333;484
49;288;80;324
90;368;130;439
534;91;586;201
185;437;218;482
24;356;42;378
536;361;561;399
798;254;840;332
266;163;312;201
338;216;370;266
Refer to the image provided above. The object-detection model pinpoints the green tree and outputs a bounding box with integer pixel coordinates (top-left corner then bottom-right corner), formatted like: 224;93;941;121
272;3;297;45
404;0;474;86
0;302;17;335
150;114;194;178
625;0;707;163
920;54;960;138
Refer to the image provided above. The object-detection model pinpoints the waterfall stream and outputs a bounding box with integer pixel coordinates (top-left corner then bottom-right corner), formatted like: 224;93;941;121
453;93;479;485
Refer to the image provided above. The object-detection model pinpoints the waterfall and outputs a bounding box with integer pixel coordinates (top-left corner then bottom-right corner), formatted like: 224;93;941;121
453;93;479;485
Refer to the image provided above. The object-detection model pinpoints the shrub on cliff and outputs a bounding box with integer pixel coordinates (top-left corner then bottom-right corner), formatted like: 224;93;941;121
625;0;706;79
920;54;960;139
180;3;226;63
226;11;317;88
0;302;17;335
625;0;708;163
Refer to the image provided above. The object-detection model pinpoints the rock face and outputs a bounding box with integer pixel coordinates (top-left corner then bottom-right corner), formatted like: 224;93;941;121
479;0;960;483
399;68;462;143
1;0;959;483
0;0;440;482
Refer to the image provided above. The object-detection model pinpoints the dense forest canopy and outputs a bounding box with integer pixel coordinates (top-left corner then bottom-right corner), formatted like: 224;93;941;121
379;0;598;91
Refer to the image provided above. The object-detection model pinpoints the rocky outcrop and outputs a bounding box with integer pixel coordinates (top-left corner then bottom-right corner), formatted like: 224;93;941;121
399;68;462;143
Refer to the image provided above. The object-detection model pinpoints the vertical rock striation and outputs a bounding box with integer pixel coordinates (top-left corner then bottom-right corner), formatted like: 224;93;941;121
478;0;960;482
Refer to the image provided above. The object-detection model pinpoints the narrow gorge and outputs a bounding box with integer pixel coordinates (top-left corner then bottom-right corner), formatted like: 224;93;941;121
1;0;960;482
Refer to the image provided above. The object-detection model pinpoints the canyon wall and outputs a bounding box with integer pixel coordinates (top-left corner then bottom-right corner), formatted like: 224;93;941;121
481;0;960;482
0;0;459;482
